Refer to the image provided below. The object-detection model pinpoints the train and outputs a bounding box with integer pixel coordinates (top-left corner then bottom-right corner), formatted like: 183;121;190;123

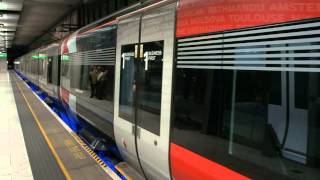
14;0;320;179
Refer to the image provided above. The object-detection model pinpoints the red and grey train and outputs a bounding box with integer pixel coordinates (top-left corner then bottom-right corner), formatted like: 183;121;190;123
15;0;320;179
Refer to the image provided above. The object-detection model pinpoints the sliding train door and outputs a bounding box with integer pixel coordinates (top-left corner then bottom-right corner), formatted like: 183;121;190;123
269;71;309;164
284;72;308;163
114;2;176;179
114;13;142;176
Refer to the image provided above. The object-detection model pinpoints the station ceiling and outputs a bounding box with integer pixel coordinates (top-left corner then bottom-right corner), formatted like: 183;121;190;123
0;0;82;51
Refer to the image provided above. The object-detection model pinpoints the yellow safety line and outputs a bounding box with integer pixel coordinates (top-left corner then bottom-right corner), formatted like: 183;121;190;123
70;133;108;165
16;74;133;180
115;166;132;180
69;108;134;180
15;81;72;180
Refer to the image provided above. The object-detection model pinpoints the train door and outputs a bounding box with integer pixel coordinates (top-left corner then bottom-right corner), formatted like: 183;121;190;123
283;71;308;163
268;70;308;164
114;2;176;179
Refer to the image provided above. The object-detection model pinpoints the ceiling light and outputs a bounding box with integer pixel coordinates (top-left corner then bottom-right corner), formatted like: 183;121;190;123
0;2;7;10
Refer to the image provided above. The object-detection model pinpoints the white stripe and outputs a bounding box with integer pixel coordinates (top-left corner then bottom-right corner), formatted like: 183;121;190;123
225;37;320;48
70;57;115;61
69;59;115;63
224;22;320;37
67;47;116;55
69;63;114;65
178;37;320;51
69;60;115;63
69;52;116;57
178;34;223;43
69;61;115;63
183;60;320;65
178;53;320;59
178;39;223;47
178;45;223;51
177;65;320;72
224;30;320;43
70;53;116;57
178;50;222;55
178;45;320;55
178;60;320;65
179;30;320;46
69;55;115;59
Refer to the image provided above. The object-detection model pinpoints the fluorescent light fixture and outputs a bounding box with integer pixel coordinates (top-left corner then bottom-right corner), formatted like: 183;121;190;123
62;55;69;61
0;52;7;58
0;2;8;10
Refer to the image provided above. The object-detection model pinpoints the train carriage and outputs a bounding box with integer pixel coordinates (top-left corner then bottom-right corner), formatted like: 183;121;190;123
15;0;320;179
38;43;61;98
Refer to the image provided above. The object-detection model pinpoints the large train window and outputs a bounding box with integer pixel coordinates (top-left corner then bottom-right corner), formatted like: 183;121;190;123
62;25;117;116
172;19;320;179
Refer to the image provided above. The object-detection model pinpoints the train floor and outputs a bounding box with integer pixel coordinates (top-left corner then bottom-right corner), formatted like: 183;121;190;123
0;69;117;179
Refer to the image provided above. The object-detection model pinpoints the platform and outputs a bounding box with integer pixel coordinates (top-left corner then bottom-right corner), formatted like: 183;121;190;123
5;69;118;180
0;63;33;180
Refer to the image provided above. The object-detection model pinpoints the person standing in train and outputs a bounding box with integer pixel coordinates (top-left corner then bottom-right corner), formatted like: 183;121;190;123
89;66;98;98
97;67;108;99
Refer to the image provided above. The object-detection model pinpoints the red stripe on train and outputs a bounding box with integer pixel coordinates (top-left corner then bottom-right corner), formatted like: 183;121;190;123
170;143;250;180
177;0;320;37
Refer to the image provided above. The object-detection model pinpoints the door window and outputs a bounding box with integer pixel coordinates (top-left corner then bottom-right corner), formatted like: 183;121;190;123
137;41;164;135
119;44;137;122
118;41;164;135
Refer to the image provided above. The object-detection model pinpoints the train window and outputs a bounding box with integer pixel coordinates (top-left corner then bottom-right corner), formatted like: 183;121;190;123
67;63;114;114
51;56;59;86
61;25;117;120
173;68;320;179
119;44;136;122
173;20;320;179
47;58;52;84
136;41;164;135
294;72;309;109
269;71;282;105
61;58;70;91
